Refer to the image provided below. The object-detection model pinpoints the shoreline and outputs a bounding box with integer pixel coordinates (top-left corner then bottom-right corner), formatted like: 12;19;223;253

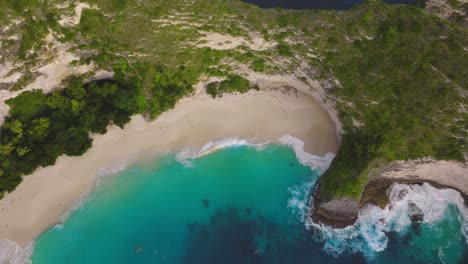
0;88;338;248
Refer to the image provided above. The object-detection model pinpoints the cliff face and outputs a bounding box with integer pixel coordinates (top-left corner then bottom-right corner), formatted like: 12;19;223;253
310;179;380;228
311;191;359;228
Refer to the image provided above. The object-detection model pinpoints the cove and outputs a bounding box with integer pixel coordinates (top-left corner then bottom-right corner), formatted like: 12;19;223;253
31;145;468;263
242;0;416;10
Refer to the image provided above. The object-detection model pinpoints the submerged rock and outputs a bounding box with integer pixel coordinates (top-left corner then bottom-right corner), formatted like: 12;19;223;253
407;200;424;223
201;199;210;208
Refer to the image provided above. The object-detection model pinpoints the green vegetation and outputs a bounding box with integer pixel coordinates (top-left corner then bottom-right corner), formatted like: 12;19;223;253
276;44;292;56
145;65;194;118
319;2;467;198
206;82;219;98
251;59;266;72
205;75;257;98
3;0;58;59
219;75;253;93
0;79;142;197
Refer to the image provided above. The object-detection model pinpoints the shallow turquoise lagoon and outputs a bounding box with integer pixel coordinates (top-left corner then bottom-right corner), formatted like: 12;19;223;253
31;145;468;263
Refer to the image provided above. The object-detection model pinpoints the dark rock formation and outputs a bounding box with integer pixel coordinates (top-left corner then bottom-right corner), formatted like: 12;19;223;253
407;200;424;223
310;181;359;228
311;197;359;228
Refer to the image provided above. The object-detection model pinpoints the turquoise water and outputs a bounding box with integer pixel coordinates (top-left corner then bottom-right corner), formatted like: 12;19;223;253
31;145;468;263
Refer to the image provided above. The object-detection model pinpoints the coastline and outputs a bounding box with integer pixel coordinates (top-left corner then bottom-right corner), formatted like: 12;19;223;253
0;88;338;248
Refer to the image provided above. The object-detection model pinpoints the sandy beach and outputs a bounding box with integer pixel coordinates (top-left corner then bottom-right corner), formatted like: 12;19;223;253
0;88;337;248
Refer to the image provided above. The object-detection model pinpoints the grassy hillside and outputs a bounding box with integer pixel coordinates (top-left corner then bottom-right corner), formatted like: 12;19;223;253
318;2;467;198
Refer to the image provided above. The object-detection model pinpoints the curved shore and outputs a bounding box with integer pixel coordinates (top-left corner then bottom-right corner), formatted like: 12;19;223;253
0;88;337;248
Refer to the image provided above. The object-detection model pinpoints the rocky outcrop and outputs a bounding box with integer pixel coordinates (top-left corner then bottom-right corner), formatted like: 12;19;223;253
311;196;359;228
310;159;468;228
310;179;390;228
407;200;424;223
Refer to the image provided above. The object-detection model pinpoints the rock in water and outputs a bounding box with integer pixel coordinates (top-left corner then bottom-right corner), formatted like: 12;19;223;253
397;188;409;201
407;200;424;223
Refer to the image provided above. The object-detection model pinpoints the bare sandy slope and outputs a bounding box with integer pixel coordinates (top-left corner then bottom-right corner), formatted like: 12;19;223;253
380;159;468;195
0;88;337;248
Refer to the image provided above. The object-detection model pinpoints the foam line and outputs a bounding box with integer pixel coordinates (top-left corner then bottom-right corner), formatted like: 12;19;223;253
175;137;265;166
278;135;335;173
175;135;335;173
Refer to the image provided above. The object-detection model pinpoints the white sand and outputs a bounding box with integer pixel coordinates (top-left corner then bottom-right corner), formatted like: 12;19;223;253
196;31;277;51
0;88;337;248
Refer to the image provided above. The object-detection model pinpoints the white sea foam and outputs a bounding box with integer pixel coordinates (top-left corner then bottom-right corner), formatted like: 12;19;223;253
176;137;266;166
288;180;315;220
176;135;335;174
96;159;128;177
298;183;468;260
278;135;335;173
0;240;33;264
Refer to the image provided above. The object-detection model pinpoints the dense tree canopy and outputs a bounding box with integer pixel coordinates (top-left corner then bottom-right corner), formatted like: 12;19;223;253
0;79;142;196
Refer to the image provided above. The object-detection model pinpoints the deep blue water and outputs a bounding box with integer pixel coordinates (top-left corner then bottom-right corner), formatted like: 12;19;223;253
31;145;468;263
242;0;415;10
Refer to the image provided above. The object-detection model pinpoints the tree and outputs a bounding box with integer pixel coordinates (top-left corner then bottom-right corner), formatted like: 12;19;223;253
55;128;92;156
28;117;51;139
5;119;23;136
6;90;47;122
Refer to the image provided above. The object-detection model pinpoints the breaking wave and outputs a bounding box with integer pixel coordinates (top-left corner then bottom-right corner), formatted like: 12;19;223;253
175;137;265;166
176;135;335;173
288;180;316;220
297;183;468;260
96;159;128;178
278;135;335;173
